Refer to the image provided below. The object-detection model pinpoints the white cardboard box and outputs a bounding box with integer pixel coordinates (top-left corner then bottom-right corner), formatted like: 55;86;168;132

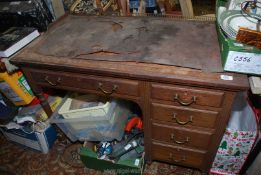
0;124;57;154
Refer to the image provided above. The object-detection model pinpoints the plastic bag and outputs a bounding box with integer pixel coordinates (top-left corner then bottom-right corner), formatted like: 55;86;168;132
210;92;259;175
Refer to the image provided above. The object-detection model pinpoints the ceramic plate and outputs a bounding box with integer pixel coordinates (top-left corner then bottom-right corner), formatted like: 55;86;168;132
217;6;227;25
220;12;241;38
220;10;261;39
228;14;261;33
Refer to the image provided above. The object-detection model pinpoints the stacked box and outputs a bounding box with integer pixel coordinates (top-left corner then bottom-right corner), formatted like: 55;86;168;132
0;124;57;154
216;0;261;75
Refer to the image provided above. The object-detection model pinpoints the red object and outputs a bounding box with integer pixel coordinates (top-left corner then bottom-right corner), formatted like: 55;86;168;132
28;93;49;106
125;117;143;132
17;71;23;76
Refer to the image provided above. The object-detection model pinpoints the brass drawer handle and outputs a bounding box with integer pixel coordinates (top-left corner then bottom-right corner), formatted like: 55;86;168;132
174;94;197;106
173;113;193;125
44;76;61;86
170;133;190;144
169;153;186;163
98;83;118;95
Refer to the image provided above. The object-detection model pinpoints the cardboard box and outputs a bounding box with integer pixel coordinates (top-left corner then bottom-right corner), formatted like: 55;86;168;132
80;147;144;175
216;0;261;75
0;124;57;154
0;96;61;153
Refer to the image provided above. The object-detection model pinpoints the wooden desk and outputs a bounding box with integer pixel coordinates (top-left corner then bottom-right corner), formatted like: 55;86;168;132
11;15;249;172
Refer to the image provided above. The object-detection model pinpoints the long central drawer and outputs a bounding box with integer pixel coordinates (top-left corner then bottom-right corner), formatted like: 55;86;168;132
28;69;141;97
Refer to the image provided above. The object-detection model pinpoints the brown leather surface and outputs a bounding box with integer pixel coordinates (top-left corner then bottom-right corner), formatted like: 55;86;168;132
34;15;223;72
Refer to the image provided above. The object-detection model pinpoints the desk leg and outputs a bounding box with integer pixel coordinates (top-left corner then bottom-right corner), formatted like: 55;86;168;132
141;82;152;164
36;92;53;117
22;68;53;117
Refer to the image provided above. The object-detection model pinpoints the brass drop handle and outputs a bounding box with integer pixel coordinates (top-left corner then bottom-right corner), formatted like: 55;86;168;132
44;76;61;86
169;153;186;163
170;133;190;144
98;83;118;95
173;113;193;125
174;94;197;106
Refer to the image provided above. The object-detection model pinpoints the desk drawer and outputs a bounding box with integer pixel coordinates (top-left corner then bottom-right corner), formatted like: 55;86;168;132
151;123;213;150
29;69;140;97
151;83;224;108
151;142;206;168
151;103;219;128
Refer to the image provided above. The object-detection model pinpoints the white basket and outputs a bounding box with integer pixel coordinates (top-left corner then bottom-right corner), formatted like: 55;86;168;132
58;95;111;121
50;99;132;141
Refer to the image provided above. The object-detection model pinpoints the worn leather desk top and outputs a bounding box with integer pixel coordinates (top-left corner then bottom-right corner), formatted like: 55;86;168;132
15;14;223;72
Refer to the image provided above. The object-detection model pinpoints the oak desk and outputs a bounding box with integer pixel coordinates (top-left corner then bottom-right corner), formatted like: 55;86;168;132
11;15;249;172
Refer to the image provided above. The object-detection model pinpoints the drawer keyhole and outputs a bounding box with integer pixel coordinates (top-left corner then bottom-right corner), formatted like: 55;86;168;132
173;113;193;125
174;94;197;106
170;133;190;144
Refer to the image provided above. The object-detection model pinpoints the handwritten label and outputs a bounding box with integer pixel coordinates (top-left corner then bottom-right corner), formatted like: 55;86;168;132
224;51;261;74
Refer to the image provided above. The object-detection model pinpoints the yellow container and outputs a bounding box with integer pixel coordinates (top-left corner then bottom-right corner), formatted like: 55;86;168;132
0;71;35;106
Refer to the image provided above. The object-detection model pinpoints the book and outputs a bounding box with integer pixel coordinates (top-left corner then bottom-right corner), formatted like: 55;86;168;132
0;27;40;58
43;0;65;19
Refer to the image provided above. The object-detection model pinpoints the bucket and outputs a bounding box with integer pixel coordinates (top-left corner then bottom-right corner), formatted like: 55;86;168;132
0;71;35;106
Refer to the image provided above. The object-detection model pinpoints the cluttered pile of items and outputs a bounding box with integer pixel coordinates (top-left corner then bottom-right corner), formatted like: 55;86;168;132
0;86;145;171
0;0;65;69
0;0;65;32
0;0;65;155
69;0;181;16
68;0;218;17
50;93;145;173
0;1;51;153
0;75;61;153
0;84;145;172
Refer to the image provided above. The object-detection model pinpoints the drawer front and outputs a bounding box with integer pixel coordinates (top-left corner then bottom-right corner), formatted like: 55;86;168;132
151;142;206;168
151;83;224;108
151;103;219;128
151;123;213;150
30;70;140;97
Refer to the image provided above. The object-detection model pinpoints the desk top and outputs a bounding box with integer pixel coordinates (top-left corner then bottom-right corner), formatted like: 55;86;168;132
17;14;222;72
11;14;249;91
